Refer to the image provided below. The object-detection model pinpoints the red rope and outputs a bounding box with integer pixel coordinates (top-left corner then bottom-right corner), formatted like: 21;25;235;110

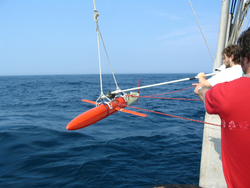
126;105;221;127
123;86;219;126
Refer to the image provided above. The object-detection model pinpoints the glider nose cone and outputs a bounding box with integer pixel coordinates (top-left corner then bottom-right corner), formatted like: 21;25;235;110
66;113;91;130
66;106;109;130
66;119;79;130
66;122;74;130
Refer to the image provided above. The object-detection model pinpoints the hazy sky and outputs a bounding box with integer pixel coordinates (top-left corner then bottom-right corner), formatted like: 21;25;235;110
0;0;223;76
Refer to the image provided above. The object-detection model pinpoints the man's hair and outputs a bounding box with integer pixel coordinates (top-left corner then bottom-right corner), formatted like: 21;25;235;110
221;44;240;65
237;27;250;59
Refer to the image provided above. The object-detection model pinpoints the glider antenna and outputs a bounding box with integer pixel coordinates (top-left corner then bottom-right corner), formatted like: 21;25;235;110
93;0;120;99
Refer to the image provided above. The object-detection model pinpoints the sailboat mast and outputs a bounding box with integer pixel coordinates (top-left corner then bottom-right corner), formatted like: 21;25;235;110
213;0;230;71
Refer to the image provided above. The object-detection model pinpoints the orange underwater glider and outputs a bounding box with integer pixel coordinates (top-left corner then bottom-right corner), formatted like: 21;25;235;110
66;90;147;130
66;4;148;131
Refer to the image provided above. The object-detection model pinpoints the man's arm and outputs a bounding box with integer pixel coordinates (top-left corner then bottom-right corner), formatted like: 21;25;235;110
193;83;210;102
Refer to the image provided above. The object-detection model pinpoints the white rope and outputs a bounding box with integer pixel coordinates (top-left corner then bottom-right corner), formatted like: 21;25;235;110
188;0;214;62
92;0;120;93
99;30;120;90
111;73;216;94
93;0;103;96
93;0;97;11
96;29;104;95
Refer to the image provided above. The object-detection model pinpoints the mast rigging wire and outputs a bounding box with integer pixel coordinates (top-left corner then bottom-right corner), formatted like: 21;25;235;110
188;0;214;63
242;12;250;30
228;0;250;44
230;0;237;15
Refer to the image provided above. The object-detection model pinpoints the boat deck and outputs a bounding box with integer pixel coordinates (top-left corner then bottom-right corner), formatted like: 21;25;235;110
199;112;227;188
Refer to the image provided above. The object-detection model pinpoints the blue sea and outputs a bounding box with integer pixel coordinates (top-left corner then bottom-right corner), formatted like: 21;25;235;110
0;74;206;188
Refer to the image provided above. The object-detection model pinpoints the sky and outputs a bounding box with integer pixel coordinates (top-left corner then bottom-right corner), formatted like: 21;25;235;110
0;0;223;76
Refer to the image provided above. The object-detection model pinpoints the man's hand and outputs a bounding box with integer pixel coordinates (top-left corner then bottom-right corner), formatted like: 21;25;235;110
192;83;203;95
193;83;210;102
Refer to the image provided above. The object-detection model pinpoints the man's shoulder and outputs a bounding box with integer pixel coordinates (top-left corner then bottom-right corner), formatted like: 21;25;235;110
205;77;245;107
229;64;242;70
207;65;242;86
223;64;242;73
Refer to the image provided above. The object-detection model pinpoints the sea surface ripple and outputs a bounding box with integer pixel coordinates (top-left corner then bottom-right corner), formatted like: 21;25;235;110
0;74;205;188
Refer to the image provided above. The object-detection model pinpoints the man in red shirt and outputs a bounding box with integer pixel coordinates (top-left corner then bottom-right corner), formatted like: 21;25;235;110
194;27;250;188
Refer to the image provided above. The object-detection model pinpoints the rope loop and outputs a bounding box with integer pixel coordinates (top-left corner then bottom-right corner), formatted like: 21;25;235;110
94;10;99;22
102;100;110;116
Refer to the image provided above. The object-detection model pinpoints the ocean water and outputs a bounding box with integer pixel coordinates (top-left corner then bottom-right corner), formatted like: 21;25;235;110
0;74;206;188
